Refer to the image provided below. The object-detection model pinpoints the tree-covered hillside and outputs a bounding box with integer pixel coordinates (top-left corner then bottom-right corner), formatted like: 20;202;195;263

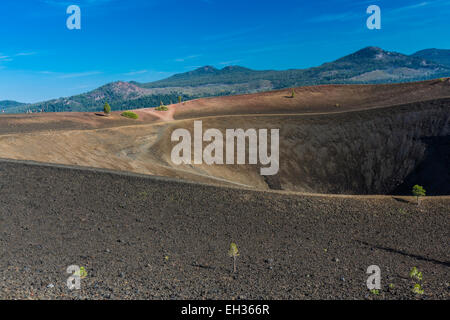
0;100;26;110
4;47;450;114
412;49;450;68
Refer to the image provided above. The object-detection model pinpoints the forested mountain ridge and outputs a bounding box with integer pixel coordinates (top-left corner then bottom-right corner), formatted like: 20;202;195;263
5;47;450;114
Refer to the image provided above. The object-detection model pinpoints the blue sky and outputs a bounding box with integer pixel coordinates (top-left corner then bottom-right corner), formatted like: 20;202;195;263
1;0;449;103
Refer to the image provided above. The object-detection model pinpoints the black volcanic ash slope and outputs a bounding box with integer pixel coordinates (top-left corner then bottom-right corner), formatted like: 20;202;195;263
0;160;449;299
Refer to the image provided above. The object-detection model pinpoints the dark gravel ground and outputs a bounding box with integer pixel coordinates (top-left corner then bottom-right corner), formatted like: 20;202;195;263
0;160;448;300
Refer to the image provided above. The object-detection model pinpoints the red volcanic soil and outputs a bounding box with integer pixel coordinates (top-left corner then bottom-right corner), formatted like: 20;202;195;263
171;79;450;119
0;111;162;134
1;78;449;134
0;79;449;193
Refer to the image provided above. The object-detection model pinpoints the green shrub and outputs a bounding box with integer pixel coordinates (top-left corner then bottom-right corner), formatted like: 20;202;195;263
228;243;239;273
155;101;168;111
412;283;424;295
409;267;423;281
412;185;426;206
121;111;139;119
103;102;111;115
409;267;424;295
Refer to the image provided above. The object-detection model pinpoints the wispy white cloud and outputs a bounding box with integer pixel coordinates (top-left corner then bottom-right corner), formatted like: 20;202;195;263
390;1;430;13
69;84;93;90
202;26;262;42
43;0;115;7
174;54;202;62
309;1;448;24
0;55;13;62
382;0;450;23
57;71;103;79
308;11;360;23
122;70;148;76
35;70;102;78
15;52;38;57
0;51;38;65
218;59;242;65
385;0;450;15
37;70;102;79
184;65;203;69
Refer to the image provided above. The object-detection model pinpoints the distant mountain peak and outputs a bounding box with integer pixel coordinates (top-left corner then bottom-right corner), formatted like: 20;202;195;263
346;46;391;59
98;80;140;92
194;66;218;73
188;65;253;75
412;48;450;67
413;48;450;54
0;100;25;108
361;46;383;52
86;80;151;102
221;66;252;72
179;66;219;77
333;46;438;66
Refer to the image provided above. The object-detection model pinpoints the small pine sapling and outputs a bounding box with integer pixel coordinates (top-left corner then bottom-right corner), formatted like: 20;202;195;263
412;283;424;295
228;243;239;273
103;102;111;115
79;266;88;279
409;267;424;295
409;267;423;281
412;185;426;206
